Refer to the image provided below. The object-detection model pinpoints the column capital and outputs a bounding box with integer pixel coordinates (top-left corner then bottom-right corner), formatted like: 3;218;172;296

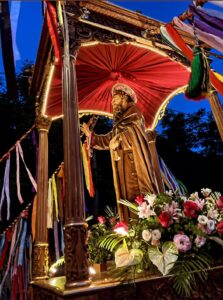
35;114;52;132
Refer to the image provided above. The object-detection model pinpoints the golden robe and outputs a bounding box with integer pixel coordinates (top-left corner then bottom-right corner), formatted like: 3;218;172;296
92;104;157;221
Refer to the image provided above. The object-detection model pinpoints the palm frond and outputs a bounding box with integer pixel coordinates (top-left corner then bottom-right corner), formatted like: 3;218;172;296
170;253;212;297
99;233;124;252
119;199;138;214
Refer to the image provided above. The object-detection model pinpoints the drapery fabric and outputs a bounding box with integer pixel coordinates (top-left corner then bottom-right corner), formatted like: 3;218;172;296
189;3;223;33
165;24;223;97
45;43;190;128
173;17;223;53
208;1;223;9
46;1;61;64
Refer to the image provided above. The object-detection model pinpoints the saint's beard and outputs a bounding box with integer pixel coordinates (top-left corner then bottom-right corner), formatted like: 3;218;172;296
113;104;123;122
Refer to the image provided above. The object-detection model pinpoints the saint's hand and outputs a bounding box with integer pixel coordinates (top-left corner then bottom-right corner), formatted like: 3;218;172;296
80;123;91;137
110;136;121;150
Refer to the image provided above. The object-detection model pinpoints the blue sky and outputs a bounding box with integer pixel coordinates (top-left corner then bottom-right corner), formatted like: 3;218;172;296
1;1;222;114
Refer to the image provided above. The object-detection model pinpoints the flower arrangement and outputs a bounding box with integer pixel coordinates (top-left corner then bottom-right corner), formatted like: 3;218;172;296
96;189;223;297
88;207;118;264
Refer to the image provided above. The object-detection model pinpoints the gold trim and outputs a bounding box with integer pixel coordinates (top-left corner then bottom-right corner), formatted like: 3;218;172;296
42;64;55;116
35;242;49;247
150;85;187;130
64;222;88;228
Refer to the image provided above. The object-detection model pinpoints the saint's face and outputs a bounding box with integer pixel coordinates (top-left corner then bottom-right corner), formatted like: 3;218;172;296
112;93;122;110
112;93;128;112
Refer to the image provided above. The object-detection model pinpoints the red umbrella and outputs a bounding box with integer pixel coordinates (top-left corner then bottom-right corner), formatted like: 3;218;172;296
45;43;190;129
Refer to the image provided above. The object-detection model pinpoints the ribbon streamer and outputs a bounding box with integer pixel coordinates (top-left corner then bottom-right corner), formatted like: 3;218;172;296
165;23;223;96
16;142;37;192
0;155;11;220
209;1;223;9
47;179;53;229
173;17;223;53
52;174;59;221
16;143;24;204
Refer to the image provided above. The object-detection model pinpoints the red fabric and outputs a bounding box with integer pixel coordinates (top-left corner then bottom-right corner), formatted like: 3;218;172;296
0;229;12;270
46;1;61;64
45;43;190;128
12;273;18;300
18;265;24;300
166;24;223;97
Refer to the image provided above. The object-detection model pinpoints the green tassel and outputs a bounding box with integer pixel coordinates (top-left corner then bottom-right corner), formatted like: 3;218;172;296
185;47;210;101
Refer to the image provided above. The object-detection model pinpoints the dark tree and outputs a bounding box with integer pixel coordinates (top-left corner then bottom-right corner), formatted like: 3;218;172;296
157;108;223;193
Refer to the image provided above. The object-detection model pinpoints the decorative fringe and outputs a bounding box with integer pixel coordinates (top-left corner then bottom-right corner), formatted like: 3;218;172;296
185;47;210;100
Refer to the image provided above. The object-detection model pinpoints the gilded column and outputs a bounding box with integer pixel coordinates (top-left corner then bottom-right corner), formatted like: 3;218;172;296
147;130;165;193
62;50;90;288
208;91;223;142
32;114;51;280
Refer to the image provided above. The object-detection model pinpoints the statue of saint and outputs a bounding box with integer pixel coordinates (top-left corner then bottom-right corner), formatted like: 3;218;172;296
81;83;157;221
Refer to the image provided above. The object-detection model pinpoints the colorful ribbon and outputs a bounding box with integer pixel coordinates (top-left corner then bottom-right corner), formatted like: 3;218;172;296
165;23;223;96
16;142;37;192
0;155;11;220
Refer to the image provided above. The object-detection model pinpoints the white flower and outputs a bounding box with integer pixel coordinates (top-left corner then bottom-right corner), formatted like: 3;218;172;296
142;229;152;242
181;196;188;202
138;202;156;219
144;194;156;207
198;215;208;225
151;229;161;241
195;236;206;248
115;247;143;268
165;190;173;197
201;188;212;197
207;219;215;232
189;192;199;200
207;209;219;220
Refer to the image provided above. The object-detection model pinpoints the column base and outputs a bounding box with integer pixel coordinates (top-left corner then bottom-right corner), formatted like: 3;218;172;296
32;243;49;280
64;222;90;287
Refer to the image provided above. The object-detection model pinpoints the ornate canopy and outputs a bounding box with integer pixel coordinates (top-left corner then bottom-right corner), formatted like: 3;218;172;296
31;0;194;129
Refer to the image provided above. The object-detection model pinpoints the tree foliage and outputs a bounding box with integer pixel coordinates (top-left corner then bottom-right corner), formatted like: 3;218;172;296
157;108;223;193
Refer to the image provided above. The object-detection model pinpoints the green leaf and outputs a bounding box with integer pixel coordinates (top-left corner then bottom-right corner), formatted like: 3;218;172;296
171;253;211;297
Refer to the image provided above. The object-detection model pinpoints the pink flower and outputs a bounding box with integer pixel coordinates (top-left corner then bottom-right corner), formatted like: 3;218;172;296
174;234;191;252
135;194;144;206
138;202;156;219
216;220;223;234
183;201;199;218
163;201;181;221
97;216;106;224
216;196;223;210
114;221;128;236
158;212;172;228
194;236;206;248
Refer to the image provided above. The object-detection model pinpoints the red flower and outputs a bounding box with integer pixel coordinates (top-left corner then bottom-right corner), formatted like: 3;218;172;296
135;194;144;205
97;216;106;224
216;220;223;234
183;201;199;218
114;221;128;236
158;212;172;228
216;196;223;210
109;217;116;225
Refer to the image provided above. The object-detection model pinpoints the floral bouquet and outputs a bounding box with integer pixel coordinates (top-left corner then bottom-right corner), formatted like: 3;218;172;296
97;189;223;296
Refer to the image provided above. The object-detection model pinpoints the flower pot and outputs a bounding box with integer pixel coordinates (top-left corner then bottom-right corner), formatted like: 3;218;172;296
93;262;107;273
